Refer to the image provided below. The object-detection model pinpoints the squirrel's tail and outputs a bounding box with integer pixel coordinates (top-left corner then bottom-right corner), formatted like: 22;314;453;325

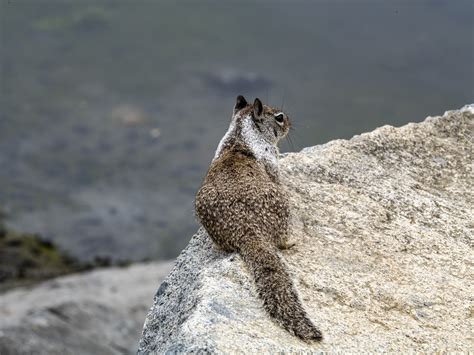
239;240;322;342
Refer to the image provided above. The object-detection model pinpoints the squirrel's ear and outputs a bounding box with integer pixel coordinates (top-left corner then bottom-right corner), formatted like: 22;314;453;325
234;95;248;114
253;98;263;117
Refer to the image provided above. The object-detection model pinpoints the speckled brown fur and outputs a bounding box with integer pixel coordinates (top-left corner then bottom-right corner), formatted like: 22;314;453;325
195;96;322;341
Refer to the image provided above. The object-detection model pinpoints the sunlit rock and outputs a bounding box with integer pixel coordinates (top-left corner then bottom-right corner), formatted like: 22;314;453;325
138;106;473;353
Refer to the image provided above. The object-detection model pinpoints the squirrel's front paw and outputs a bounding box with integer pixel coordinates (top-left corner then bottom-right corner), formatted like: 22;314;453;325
278;241;296;250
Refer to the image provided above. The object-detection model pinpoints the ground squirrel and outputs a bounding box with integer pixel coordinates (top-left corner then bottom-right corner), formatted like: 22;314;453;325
195;95;322;341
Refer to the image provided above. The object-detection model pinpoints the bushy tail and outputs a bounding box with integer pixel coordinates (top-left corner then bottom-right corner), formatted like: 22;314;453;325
239;240;322;342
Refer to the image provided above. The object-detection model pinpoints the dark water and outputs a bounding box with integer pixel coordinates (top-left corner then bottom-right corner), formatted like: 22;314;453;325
1;1;473;261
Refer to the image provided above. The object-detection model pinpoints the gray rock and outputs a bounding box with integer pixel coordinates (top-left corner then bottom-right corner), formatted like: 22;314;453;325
0;262;172;355
138;105;474;353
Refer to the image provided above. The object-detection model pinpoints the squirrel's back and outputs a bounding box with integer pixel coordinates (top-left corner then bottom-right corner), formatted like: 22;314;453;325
195;95;322;342
196;146;289;252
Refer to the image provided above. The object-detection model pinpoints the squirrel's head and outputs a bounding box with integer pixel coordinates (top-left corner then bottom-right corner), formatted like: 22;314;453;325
232;95;291;145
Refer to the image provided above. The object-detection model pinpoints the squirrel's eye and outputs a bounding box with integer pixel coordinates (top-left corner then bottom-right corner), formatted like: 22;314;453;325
274;113;284;124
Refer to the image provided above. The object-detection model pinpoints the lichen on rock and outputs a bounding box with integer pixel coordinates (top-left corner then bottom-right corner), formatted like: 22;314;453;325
138;106;473;353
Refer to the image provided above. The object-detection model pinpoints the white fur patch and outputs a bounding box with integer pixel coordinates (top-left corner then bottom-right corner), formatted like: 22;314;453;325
241;116;278;169
213;119;237;161
213;114;280;174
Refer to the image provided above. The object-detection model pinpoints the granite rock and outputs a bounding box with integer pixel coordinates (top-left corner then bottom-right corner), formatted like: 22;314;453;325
138;106;473;353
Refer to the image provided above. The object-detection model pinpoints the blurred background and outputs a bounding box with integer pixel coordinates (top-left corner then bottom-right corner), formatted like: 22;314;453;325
0;1;473;353
1;1;472;266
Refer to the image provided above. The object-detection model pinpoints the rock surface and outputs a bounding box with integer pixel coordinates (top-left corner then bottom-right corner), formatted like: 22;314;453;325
0;262;172;355
138;106;473;353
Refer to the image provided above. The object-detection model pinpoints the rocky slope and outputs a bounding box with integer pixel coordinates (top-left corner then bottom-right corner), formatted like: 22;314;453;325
0;262;172;355
138;106;473;353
